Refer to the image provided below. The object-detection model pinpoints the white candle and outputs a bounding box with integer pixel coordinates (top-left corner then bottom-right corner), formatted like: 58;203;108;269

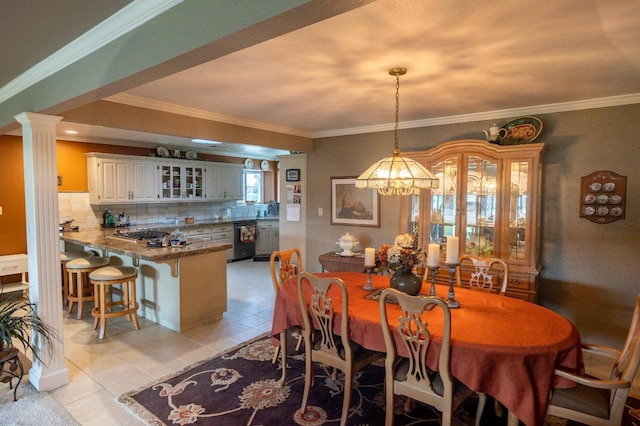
446;236;459;264
364;247;376;267
427;243;440;267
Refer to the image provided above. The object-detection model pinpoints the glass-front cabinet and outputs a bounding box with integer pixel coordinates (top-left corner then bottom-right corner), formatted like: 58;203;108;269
159;162;206;201
402;140;544;301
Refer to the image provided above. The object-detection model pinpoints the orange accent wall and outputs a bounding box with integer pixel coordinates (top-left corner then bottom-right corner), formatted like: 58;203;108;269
0;135;26;255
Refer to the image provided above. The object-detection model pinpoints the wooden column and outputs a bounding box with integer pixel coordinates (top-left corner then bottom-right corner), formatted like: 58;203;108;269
14;112;69;391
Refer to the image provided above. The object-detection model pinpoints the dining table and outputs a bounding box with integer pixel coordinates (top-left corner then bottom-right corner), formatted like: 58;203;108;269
271;272;583;426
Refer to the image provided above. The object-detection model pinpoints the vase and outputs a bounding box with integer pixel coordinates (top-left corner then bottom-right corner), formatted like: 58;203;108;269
390;267;422;296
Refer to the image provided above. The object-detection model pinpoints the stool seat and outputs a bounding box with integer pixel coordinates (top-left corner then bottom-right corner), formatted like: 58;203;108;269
89;265;138;281
66;257;110;319
60;251;95;307
89;266;140;339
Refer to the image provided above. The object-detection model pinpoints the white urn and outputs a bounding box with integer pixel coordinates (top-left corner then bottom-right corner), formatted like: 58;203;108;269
337;232;359;256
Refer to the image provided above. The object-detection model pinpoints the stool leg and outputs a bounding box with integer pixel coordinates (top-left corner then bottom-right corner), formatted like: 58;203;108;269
92;281;100;330
61;263;69;307
129;278;140;331
76;271;84;320
99;283;107;339
67;270;76;314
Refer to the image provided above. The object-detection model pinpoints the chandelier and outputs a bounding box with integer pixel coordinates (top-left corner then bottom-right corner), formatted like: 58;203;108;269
355;68;439;195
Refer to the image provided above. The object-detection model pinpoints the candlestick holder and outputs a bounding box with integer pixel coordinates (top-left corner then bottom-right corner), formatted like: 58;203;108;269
445;263;460;308
363;266;375;291
427;265;439;296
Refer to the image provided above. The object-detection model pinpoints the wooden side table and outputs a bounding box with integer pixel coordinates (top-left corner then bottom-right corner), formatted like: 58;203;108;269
318;251;367;273
0;347;24;401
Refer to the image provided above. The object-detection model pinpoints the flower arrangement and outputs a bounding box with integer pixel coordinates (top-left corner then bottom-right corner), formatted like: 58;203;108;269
378;233;423;273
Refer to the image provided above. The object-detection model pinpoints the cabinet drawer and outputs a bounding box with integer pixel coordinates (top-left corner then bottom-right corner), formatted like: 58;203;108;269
257;221;278;229
212;232;233;241
187;227;212;236
507;272;536;292
213;225;233;233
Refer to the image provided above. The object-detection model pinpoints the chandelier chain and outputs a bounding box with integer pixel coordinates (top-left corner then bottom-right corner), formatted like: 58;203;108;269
394;72;400;151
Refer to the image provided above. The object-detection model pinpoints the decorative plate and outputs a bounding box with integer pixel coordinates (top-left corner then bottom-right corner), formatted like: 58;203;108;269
260;160;270;171
603;182;616;192
596;206;609;216
582;206;595;216
244;159;254;169
500;116;543;145
589;182;602;191
596;194;609;204
609;194;622;204
185;150;198;160
156;146;169;157
610;207;623;217
583;194;595;204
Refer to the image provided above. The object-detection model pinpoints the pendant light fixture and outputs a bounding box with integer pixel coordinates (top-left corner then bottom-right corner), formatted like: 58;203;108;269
356;68;439;195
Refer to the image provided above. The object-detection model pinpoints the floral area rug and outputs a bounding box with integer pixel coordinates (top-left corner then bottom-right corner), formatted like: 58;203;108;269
119;331;640;425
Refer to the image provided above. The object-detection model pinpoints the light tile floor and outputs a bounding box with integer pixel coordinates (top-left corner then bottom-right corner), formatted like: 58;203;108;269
51;259;274;425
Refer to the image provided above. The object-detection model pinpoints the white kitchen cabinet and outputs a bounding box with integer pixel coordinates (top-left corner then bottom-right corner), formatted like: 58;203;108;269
159;161;206;201
86;153;158;204
212;224;234;261
256;220;279;256
208;163;244;200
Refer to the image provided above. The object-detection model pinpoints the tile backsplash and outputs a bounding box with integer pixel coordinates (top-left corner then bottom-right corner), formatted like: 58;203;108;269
58;192;270;229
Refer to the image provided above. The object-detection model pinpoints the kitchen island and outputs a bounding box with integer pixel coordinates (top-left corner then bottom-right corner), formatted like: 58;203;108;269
60;228;231;332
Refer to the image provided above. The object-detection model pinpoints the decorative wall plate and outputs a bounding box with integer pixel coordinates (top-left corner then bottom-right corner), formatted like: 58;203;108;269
260;160;270;171
156;146;169;157
185;150;198;160
244;158;253;169
580;170;626;224
500;116;543;145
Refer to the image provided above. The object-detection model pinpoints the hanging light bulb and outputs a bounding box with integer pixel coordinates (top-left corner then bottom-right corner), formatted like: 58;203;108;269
356;68;439;195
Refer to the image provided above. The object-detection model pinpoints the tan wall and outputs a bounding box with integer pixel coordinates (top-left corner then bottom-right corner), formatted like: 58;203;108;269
306;104;640;348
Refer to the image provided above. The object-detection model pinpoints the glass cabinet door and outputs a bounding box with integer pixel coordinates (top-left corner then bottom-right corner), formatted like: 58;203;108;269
430;156;458;246
506;160;529;262
463;156;498;257
184;165;205;200
161;164;182;200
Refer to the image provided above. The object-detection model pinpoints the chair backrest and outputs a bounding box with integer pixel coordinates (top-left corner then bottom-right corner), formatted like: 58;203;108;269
609;295;640;409
379;288;453;406
456;255;508;295
297;272;351;361
270;248;302;293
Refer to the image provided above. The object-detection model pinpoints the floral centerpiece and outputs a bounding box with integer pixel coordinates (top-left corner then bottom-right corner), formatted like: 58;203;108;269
378;234;424;296
378;233;423;273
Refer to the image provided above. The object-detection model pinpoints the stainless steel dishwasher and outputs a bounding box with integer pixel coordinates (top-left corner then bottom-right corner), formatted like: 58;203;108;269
233;221;256;261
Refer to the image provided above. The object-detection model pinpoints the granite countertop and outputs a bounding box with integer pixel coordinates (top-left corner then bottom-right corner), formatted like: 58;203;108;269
60;228;231;262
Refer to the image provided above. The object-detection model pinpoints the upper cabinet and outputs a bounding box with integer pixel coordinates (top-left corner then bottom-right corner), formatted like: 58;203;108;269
159;161;206;201
401;140;544;301
86;153;244;204
207;163;244;200
86;153;158;204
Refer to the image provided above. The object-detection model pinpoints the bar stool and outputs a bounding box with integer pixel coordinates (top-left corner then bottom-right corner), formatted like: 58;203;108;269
66;256;110;319
89;265;140;339
60;251;95;306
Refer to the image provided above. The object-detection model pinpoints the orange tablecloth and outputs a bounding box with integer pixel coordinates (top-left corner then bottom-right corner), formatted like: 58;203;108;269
271;272;582;426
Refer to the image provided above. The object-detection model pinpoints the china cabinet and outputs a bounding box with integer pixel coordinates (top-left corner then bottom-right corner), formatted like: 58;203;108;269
86;153;158;204
402;140;544;301
159;161;206;201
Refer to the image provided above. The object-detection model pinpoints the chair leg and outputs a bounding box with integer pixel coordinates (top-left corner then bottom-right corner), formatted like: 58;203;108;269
385;370;394;426
295;333;303;351
278;331;287;386
272;344;280;364
300;345;313;415
341;370;352;426
475;392;487;426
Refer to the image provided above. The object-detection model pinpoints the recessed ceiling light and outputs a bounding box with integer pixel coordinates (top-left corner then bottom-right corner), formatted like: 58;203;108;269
191;139;222;145
64;130;78;135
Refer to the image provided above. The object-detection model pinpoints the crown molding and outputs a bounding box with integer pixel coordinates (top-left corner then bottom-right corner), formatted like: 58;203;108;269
314;93;640;139
0;0;181;103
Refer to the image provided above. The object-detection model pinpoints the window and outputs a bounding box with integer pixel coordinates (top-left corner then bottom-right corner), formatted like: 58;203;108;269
244;171;263;203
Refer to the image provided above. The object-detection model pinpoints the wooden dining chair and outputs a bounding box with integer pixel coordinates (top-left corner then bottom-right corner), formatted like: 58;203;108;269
270;248;304;364
379;288;474;426
456;254;509;424
297;272;384;426
546;294;640;426
456;255;509;295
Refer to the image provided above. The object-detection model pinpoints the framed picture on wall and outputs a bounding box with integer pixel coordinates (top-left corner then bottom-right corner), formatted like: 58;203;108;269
286;169;300;182
331;176;380;227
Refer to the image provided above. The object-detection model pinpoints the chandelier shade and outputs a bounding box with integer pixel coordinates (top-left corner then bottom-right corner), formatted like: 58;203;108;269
355;68;439;196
